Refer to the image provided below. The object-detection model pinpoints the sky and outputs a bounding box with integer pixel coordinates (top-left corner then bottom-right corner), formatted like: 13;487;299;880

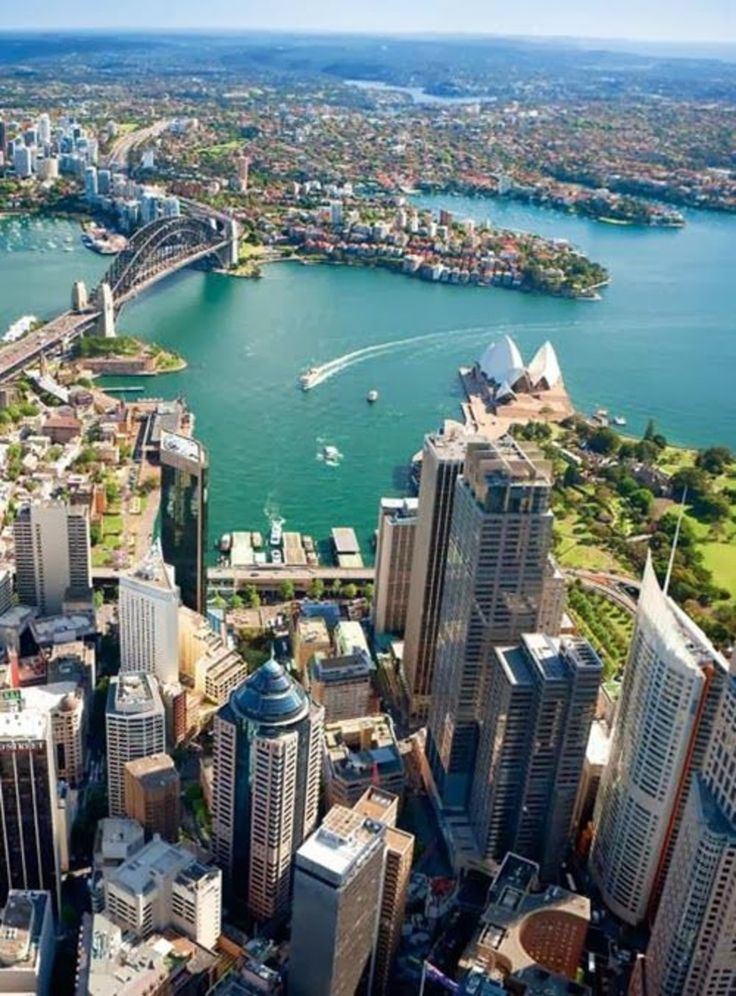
3;0;736;44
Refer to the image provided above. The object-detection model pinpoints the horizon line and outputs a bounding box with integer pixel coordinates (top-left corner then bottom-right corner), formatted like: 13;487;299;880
0;27;735;47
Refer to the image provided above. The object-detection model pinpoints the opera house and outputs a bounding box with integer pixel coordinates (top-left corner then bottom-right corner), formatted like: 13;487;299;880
460;335;574;435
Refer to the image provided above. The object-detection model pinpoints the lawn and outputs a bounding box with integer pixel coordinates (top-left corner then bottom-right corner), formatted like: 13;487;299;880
701;540;736;596
553;508;625;573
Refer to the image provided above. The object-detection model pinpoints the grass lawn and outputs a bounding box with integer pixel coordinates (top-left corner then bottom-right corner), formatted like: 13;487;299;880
92;547;110;567
701;540;736;596
103;514;123;535
553;510;625;573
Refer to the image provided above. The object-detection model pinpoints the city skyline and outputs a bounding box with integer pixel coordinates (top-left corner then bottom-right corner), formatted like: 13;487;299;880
2;1;735;45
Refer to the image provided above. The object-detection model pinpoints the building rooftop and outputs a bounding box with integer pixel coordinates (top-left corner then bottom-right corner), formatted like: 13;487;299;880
0;890;50;970
30;611;96;646
325;714;404;782
496;634;602;688
75;913;171;996
124;541;177;594
229;653;309;727
108;673;162;716
331;527;360;554
461;853;591;995
107;837;197;899
297;615;331;645
94;818;145;867
160;430;206;468
309;652;372;686
124;753;178;789
297;806;384;886
334;620;369;657
0;693;49;742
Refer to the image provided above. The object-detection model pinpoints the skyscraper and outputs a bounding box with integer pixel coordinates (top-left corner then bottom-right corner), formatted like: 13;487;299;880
212;655;323;922
14;501;92;615
289;805;386;996
0;692;62;908
372;497;418;636
403;422;472;722
105;674;166;817
468;634;601;879
426;436;555;808
119;542;180;686
590;556;728;926
354;788;414;995
644;672;736;994
160;431;208;615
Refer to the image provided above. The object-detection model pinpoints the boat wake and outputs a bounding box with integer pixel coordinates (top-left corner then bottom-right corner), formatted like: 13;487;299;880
300;324;496;390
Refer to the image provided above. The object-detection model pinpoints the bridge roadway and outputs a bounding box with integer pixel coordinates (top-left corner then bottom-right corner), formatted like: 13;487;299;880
0;309;101;380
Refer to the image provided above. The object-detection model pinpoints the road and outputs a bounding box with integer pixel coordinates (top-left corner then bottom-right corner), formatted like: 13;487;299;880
106;119;173;169
564;568;640;616
0;309;98;379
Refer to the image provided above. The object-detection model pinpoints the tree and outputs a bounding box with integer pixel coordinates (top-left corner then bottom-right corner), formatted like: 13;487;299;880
210;592;226;610
330;579;343;598
696;447;733;476
93;589;104;610
279;580;295;602
308;578;325;600
242;584;260;608
587;427;620;455
343;583;358;600
363;582;375;603
629;487;654;516
230;593;244;609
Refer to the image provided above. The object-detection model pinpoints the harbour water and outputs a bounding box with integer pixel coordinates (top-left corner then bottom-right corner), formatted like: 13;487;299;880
1;199;734;555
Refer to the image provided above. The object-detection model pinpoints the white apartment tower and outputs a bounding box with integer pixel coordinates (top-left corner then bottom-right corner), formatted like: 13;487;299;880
644;672;736;995
119;542;180;686
590;556;728;926
373;497;418;636
212;654;323;923
14;501;91;615
105;674;166;817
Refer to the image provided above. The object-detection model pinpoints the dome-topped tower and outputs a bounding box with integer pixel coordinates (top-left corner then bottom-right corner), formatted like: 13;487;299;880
213;651;324;923
230;652;309;726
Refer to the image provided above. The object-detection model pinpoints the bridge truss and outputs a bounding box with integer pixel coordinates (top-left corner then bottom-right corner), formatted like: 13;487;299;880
98;215;228;303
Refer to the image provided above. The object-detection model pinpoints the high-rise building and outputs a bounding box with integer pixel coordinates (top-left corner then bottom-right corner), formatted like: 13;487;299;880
307;652;373;722
354;788;414;995
105;674;166;817
0;693;62;908
403;422;471;721
23;684;86;788
124;753;181;842
212;655;323;922
84;165;98;201
468;634;601;878
590;556;728;926
119;542;179;686
426;437;555;808
160;432;208;614
289;806;386;996
36;113;51;145
0;890;55;996
641;672;736;995
14;502;92;616
372;497;418;636
104;836;222;951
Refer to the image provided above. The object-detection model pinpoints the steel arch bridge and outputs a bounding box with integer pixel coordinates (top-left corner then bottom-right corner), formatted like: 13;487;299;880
98;215;230;304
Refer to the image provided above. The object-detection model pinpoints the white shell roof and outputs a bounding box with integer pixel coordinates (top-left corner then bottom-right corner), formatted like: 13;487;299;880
479;335;526;387
527;341;562;388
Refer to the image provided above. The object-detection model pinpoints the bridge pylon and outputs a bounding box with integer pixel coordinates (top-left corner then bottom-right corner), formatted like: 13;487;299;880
218;218;240;269
95;282;116;338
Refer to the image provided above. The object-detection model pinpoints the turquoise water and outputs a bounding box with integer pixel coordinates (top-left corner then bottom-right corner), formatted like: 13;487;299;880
1;200;735;555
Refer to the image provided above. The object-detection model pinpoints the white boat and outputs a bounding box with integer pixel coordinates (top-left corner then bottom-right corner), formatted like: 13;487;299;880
300;367;320;391
269;520;283;546
366;390;379;403
323;445;342;466
612;415;627;427
271;549;283;565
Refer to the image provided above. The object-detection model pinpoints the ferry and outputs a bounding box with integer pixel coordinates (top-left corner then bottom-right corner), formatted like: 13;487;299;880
323;445;342;466
300;367;320;391
269;520;283;546
366;390;379;403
